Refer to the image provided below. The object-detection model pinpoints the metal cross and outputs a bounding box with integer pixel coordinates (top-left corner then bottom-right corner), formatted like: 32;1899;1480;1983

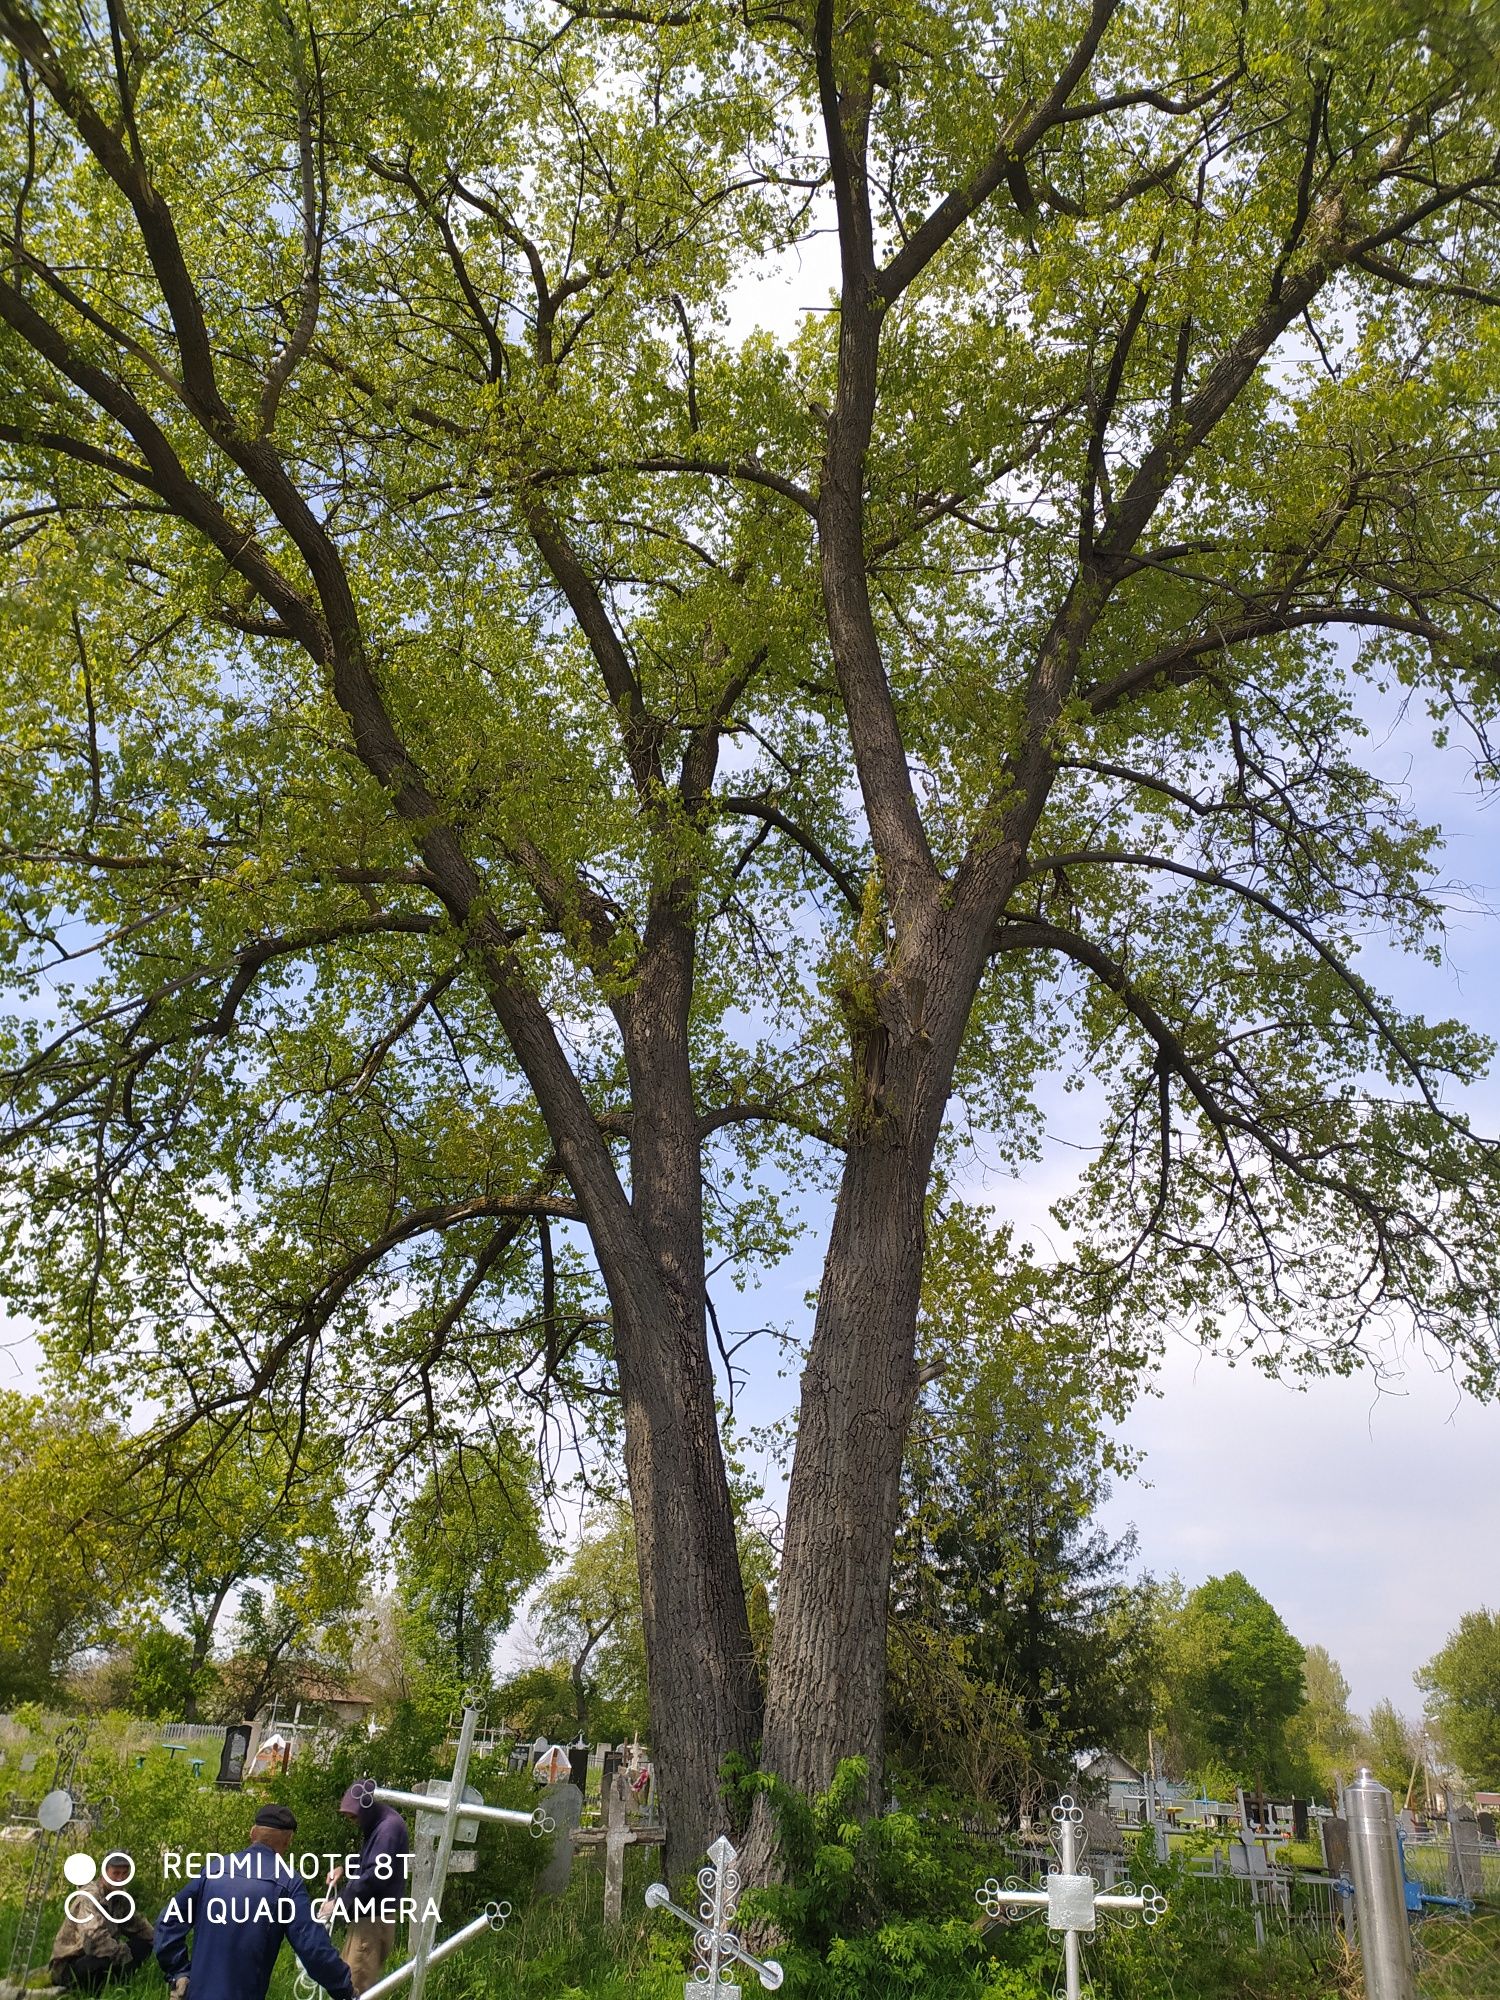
645;1835;784;2000
977;1795;1166;2000
4;1725;102;1995
305;1705;552;2000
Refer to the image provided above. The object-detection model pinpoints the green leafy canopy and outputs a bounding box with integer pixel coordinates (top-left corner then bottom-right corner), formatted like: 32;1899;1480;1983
0;0;1498;1501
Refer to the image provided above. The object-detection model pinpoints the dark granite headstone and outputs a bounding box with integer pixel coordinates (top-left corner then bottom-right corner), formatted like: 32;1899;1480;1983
216;1722;252;1790
568;1743;590;1792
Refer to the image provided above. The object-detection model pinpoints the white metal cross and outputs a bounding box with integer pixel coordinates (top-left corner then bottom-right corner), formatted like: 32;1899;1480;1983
645;1834;784;2000
977;1796;1166;2000
301;1705;553;2000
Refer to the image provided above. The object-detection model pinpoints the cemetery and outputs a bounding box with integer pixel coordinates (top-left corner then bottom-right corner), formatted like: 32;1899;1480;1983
0;1686;1498;1999
2;0;1500;1994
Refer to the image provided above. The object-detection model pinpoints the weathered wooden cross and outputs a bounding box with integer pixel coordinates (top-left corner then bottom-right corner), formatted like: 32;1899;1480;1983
571;1767;665;1923
977;1795;1167;2000
645;1834;783;2000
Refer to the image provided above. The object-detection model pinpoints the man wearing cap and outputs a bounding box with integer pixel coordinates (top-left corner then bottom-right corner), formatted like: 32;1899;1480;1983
153;1804;355;2000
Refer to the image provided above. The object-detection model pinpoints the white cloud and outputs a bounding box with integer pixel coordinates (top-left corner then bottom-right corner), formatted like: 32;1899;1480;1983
1097;1337;1499;1717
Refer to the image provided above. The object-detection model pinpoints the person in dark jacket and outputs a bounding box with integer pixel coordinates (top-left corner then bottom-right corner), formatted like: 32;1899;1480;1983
324;1781;411;1996
154;1803;355;2000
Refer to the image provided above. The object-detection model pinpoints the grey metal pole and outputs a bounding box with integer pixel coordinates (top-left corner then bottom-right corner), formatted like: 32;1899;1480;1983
1346;1767;1417;2000
358;1909;498;2000
1058;1807;1082;2000
406;1705;478;2000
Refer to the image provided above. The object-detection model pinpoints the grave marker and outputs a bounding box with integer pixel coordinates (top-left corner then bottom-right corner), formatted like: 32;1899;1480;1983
345;1705;556;2000
976;1795;1166;2000
570;1769;664;1923
1345;1768;1417;2000
2;1725;94;1997
1448;1803;1484;1902
536;1782;584;1895
645;1834;782;2000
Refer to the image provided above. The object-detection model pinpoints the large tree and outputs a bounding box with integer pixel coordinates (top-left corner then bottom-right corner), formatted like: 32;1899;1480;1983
395;1436;550;1696
138;1430;367;1716
0;1392;134;1699
1419;1609;1500;1792
1;0;1499;1866
1162;1571;1307;1791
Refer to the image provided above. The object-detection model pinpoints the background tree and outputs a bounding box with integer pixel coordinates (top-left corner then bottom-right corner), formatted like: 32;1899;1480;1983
889;1207;1154;1796
1419;1610;1500;1792
394;1440;550;1701
1;0;1499;1863
123;1624;207;1719
0;1394;135;1701
348;1594;433;1722
532;1504;651;1743
1155;1573;1307;1792
1361;1698;1424;1802
139;1432;366;1718
1286;1645;1360;1799
491;1662;580;1745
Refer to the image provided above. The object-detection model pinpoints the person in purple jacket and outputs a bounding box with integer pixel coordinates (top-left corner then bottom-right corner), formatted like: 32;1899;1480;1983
324;1782;411;1996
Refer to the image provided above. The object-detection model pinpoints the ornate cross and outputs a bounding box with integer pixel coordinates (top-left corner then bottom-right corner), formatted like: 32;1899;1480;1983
977;1795;1166;2000
645;1834;784;2000
4;1725;106;1994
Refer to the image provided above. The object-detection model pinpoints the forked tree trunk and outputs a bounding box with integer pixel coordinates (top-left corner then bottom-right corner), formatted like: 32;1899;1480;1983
615;1285;761;1870
755;1137;928;1805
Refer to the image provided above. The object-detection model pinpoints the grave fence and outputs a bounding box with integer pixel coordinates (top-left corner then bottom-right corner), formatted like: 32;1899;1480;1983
1401;1829;1500;1903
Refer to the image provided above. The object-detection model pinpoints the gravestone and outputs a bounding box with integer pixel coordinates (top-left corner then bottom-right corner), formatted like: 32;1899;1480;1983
568;1743;590;1792
536;1782;583;1895
1448;1804;1484;1900
216;1721;254;1790
1479;1812;1497;1844
507;1743;530;1775
1320;1815;1352;1880
1292;1799;1309;1841
1079;1806;1122;1884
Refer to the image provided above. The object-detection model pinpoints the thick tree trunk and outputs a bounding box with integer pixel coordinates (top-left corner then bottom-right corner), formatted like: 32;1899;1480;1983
745;933;993;1875
608;911;762;1872
615;1284;760;1869
756;1135;928;1809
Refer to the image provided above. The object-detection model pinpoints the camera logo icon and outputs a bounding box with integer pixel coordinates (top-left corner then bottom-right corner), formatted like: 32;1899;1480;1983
62;1851;137;1923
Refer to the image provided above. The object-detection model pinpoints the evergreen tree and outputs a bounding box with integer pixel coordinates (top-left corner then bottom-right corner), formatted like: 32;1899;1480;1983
889;1209;1154;1795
